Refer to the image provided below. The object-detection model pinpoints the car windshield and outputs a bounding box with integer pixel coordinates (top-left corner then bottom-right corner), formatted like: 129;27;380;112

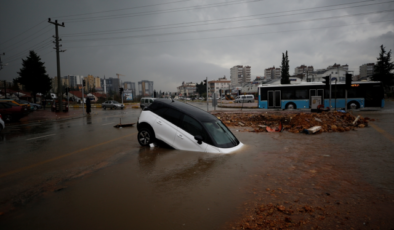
203;121;239;148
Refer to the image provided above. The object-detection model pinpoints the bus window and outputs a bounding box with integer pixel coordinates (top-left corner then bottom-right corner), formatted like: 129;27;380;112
260;88;267;100
282;89;295;99
295;89;308;99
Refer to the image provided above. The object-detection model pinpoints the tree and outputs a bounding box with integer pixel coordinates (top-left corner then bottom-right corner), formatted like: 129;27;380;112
371;45;394;92
196;80;207;96
280;51;290;84
15;51;51;102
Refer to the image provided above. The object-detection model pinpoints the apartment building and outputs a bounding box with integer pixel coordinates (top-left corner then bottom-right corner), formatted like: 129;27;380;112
265;66;281;79
359;63;374;80
138;80;154;97
208;76;231;97
177;82;197;97
294;65;314;75
230;65;251;86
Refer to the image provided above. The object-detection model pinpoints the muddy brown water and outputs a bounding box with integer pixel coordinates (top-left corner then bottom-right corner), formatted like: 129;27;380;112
1;111;394;229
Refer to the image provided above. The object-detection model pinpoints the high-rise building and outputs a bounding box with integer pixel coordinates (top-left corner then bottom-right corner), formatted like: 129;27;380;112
243;66;251;83
103;77;121;95
123;81;136;96
265;66;281;79
359;63;374;80
294;65;314;75
230;65;251;86
138;80;154;97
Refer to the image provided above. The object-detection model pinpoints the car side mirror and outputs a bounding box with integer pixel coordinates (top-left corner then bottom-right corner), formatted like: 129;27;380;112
194;135;203;145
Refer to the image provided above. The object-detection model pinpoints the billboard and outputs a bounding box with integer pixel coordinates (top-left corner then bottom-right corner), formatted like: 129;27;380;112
124;91;133;101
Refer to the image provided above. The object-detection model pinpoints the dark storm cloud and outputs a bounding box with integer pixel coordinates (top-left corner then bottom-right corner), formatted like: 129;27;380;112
1;0;393;91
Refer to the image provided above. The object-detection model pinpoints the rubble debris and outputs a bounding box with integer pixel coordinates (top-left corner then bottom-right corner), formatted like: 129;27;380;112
303;126;322;134
214;111;371;134
266;122;283;132
353;115;360;125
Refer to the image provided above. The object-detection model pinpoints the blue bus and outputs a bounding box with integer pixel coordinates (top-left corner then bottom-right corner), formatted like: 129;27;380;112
258;81;384;110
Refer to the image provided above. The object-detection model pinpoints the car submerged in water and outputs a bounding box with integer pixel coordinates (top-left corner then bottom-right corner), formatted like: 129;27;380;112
137;99;243;153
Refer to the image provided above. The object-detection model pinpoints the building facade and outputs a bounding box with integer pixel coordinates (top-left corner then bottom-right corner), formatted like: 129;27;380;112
359;63;374;80
123;81;136;97
177;82;197;97
294;65;314;75
138;80;154;97
208;76;231;97
230;65;251;86
265;66;281;80
104;77;121;95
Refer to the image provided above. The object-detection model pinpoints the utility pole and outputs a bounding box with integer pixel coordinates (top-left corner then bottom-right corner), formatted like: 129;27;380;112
0;53;5;70
206;77;208;111
48;18;65;111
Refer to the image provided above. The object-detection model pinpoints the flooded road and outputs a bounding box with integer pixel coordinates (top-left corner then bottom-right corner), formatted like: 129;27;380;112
1;102;394;229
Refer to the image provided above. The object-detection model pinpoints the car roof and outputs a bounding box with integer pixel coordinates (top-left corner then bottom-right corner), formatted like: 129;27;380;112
151;99;217;122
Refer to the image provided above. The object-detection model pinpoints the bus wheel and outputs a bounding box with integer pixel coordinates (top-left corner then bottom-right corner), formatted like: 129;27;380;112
286;103;296;110
347;101;360;109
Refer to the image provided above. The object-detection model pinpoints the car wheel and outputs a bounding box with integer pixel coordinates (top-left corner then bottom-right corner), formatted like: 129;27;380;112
34;106;38;110
248;100;251;103
138;128;154;146
347;101;360;110
286;103;296;110
121;107;124;110
103;106;106;110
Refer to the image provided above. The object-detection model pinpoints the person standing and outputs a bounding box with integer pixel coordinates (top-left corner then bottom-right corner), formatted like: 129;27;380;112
86;97;91;115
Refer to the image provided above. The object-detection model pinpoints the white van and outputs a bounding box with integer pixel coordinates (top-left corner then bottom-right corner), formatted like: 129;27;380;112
234;95;254;103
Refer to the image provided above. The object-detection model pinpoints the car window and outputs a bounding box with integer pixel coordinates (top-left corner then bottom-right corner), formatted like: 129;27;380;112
153;107;167;117
203;121;239;148
162;108;182;126
149;99;153;103
180;115;206;140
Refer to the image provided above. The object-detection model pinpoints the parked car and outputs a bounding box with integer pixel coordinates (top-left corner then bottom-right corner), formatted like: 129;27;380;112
140;98;155;109
51;100;69;112
15;99;42;110
0;114;4;131
0;99;31;112
234;95;255;103
137;99;244;153
0;102;29;122
102;100;124;110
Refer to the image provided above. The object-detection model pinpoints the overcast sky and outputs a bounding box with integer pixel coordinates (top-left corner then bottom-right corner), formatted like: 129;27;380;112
1;0;393;92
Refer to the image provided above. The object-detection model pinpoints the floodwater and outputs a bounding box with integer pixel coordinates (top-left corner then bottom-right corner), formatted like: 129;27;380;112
1;105;394;229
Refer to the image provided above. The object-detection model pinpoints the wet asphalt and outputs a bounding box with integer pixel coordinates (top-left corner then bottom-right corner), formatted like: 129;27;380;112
0;100;394;229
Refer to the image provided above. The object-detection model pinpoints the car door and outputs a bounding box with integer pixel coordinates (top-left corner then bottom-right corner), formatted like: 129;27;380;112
175;114;208;152
151;108;178;147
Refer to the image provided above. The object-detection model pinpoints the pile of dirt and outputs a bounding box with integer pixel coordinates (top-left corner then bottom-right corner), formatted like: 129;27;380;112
216;111;372;134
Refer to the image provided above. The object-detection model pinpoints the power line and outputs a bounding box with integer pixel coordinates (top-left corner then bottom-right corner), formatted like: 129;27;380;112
63;9;394;42
63;0;264;23
3;25;53;53
61;0;393;38
54;0;193;19
61;19;394;49
4;39;52;62
0;20;46;45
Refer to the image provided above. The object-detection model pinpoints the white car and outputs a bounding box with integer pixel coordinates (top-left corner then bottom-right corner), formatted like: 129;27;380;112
137;99;243;153
0;114;4;131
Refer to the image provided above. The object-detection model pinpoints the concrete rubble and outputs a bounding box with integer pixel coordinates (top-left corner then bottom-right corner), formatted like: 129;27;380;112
216;111;373;134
